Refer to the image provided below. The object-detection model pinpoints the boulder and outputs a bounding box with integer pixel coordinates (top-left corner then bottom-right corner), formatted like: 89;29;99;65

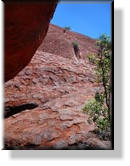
4;1;58;81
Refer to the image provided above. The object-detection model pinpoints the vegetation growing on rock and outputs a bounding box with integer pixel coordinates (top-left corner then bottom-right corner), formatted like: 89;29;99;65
83;34;112;140
63;26;71;32
72;41;80;58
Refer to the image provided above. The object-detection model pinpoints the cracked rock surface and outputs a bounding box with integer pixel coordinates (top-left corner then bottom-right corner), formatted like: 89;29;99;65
5;108;95;149
4;25;111;149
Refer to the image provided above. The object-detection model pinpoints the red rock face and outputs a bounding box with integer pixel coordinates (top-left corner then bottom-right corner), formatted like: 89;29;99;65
4;25;111;149
5;108;95;149
4;1;58;82
39;24;98;59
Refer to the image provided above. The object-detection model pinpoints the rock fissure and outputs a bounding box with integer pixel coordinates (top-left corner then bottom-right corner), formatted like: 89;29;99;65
5;103;38;118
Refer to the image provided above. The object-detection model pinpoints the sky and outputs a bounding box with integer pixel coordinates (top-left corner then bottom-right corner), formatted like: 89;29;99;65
51;1;111;39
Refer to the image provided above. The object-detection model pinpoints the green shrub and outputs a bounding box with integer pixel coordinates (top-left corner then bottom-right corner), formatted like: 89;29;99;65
72;42;79;54
63;26;71;32
72;41;78;48
83;97;110;139
87;53;96;64
86;34;112;118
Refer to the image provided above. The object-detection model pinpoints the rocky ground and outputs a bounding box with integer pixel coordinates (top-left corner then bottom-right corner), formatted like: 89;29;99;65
4;24;111;150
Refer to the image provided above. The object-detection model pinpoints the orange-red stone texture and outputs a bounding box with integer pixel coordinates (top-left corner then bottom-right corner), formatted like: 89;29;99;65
4;1;58;81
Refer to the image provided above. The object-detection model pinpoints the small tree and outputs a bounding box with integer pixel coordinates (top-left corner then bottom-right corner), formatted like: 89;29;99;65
83;34;112;139
96;34;112;121
72;42;79;56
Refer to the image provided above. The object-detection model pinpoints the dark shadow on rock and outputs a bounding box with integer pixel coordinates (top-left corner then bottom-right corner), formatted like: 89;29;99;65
4;103;38;118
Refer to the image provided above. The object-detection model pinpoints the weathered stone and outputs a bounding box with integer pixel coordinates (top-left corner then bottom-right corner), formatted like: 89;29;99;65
4;108;95;149
53;140;68;149
4;24;110;149
85;138;111;149
5;1;58;81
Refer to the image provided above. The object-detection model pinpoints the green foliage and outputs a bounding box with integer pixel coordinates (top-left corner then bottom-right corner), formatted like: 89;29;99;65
95;91;104;104
87;34;112;115
64;26;71;31
72;42;79;54
72;41;78;48
96;34;112;116
84;34;112;140
87;53;96;64
83;95;110;139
